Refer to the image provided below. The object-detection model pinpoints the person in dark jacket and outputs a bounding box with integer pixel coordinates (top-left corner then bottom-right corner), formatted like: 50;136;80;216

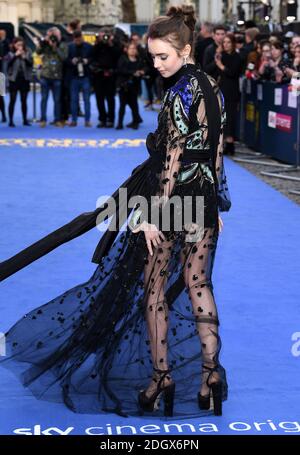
7;37;33;127
115;42;145;130
203;25;226;81
67;31;93;126
60;19;82;123
238;27;259;73
90;31;122;128
139;36;157;110
194;22;214;69
284;44;300;80
214;33;242;155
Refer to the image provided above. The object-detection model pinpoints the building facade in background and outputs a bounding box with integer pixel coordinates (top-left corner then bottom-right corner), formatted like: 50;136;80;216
54;0;120;25
0;0;299;35
0;1;54;31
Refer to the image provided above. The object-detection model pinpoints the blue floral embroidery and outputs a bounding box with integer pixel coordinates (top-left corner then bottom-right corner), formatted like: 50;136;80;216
169;75;193;118
219;89;225;111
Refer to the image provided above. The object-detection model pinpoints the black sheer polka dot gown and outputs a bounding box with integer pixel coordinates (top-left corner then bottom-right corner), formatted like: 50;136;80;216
0;63;231;419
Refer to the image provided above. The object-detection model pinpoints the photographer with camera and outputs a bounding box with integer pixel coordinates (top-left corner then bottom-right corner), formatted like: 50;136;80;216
66;31;93;127
115;41;145;130
35;27;68;127
90;30;122;128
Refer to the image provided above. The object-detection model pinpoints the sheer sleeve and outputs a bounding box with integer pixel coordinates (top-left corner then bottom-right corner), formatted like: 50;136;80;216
129;89;190;230
157;90;189;202
214;85;232;212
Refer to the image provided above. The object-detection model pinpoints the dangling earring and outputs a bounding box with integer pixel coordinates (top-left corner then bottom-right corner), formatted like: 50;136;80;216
183;55;188;67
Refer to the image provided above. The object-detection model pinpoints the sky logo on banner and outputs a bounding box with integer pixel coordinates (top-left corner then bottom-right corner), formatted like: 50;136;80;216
268;111;292;132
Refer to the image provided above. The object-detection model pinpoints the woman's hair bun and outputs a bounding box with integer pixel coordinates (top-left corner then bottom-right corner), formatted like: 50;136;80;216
166;4;196;32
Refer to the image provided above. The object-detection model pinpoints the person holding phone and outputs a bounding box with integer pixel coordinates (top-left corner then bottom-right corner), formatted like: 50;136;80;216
7;37;33;127
257;42;272;79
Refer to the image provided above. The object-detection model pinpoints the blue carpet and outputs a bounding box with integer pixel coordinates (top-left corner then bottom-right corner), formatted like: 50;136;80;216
0;93;300;435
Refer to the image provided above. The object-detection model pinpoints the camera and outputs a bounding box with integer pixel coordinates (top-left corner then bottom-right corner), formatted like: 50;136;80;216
281;60;291;70
38;34;59;50
49;34;59;45
38;37;48;50
76;58;84;77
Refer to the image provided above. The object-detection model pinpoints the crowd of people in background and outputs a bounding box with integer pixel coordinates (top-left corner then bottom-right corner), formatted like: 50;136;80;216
195;23;300;154
0;19;161;131
1;18;300;156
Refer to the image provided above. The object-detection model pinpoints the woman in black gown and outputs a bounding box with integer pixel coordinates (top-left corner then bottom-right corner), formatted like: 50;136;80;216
0;5;231;419
214;33;241;156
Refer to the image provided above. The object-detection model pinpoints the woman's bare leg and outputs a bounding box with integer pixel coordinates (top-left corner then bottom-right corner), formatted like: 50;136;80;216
142;238;174;396
182;227;220;396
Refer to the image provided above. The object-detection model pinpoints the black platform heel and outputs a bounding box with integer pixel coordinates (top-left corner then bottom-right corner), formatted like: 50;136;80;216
197;364;223;416
211;381;222;415
138;367;175;417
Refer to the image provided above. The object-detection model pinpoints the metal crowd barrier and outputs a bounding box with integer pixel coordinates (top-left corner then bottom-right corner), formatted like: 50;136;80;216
237;77;300;190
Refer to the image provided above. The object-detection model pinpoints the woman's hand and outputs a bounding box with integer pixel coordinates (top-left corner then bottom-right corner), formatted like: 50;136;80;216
275;67;283;83
258;61;268;74
284;67;295;78
294;57;300;67
215;54;225;71
132;221;166;256
218;215;224;233
268;59;276;68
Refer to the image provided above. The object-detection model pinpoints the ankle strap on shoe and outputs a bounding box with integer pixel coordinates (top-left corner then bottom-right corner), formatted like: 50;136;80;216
153;367;171;374
202;364;218;372
202;364;220;388
153;367;172;388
